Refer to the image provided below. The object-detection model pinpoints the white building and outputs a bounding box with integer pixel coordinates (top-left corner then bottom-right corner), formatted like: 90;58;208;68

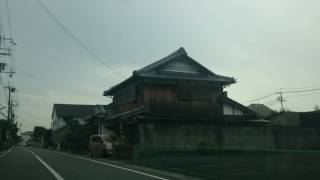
51;104;100;131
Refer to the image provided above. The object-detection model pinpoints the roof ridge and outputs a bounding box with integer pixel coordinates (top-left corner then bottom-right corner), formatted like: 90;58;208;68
53;103;100;106
134;47;187;74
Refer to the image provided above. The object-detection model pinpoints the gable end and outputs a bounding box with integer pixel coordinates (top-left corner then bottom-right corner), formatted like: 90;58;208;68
158;57;202;75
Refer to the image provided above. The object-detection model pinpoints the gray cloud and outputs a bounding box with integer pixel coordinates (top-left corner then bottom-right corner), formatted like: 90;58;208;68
0;0;319;131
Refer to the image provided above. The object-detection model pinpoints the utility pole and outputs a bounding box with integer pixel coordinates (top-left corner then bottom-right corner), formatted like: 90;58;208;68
19;122;22;136
5;85;15;144
277;88;285;112
1;5;17;146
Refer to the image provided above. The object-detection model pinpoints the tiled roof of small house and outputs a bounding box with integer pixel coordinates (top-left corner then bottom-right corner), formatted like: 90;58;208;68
52;104;105;119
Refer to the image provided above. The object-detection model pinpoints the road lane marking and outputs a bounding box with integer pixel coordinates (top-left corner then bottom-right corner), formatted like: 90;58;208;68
34;154;64;180
25;148;64;180
53;150;169;180
0;146;14;158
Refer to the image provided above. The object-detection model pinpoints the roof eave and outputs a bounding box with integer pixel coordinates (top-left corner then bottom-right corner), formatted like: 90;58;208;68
136;73;236;85
103;75;136;96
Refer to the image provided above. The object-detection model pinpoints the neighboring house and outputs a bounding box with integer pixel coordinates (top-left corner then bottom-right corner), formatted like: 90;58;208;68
223;97;260;119
271;111;320;127
247;103;275;118
101;47;265;146
51;104;99;131
271;112;300;126
51;104;108;146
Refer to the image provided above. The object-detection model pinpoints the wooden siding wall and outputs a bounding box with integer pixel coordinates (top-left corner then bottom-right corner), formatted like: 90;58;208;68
142;84;222;117
113;85;135;105
114;84;143;113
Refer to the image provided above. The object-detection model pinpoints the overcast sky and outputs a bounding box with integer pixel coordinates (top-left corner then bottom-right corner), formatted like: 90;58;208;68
0;0;319;132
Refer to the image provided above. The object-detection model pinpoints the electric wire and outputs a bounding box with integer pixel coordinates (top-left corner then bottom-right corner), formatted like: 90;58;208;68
280;88;320;94
285;92;320;99
17;66;104;101
33;0;124;79
245;92;276;103
282;84;320;90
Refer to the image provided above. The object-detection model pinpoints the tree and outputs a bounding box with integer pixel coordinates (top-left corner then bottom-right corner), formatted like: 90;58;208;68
60;118;98;152
314;105;320;111
43;129;52;148
33;126;46;142
10;122;20;144
32;126;52;148
108;133;128;146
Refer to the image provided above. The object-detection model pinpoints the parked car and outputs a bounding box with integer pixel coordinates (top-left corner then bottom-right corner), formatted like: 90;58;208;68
88;135;113;157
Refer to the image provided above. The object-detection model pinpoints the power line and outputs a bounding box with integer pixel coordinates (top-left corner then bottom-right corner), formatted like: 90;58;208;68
264;99;278;106
32;0;124;79
267;101;278;107
16;66;104;101
246;86;320;104
285;91;320;99
245;89;278;102
282;84;320;90
245;92;276;103
280;88;320;94
17;108;49;124
285;100;302;111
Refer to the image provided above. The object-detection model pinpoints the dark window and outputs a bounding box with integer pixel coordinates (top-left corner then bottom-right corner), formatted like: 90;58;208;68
179;85;212;102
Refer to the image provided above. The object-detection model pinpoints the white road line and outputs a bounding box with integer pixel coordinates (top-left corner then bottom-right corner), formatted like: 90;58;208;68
26;148;64;180
54;151;169;180
34;154;64;180
0;146;14;158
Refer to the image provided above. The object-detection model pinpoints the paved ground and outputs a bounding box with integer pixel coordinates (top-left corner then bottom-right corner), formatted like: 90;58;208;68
134;150;320;180
0;146;198;180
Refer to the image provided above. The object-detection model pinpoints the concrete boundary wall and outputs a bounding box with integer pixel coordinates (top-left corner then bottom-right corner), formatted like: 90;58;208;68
138;123;320;150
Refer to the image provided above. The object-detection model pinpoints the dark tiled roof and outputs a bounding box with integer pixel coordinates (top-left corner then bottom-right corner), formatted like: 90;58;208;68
104;47;236;96
134;47;188;74
52;104;102;118
247;104;275;118
134;47;235;82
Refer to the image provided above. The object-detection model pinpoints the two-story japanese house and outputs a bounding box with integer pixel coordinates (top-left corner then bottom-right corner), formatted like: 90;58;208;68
102;47;262;146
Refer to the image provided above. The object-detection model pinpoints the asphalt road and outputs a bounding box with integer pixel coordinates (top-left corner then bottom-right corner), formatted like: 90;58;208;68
0;146;186;180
